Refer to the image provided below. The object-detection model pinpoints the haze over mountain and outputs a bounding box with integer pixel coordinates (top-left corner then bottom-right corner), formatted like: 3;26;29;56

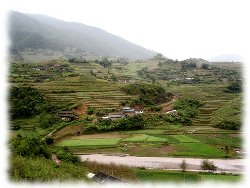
9;11;156;61
208;54;242;62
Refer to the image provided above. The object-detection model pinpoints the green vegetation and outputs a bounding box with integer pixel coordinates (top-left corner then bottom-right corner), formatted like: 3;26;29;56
57;138;121;147
9;49;243;182
10;87;46;118
85;115;145;133
10;155;88;182
201;159;217;172
134;169;241;182
173;143;226;158
171;135;200;143
121;83;172;106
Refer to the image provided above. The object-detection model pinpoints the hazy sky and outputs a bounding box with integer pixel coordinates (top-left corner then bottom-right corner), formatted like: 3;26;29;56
3;0;250;60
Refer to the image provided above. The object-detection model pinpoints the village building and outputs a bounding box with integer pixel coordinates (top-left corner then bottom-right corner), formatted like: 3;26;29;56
88;171;124;184
59;111;78;121
108;113;125;120
166;109;177;114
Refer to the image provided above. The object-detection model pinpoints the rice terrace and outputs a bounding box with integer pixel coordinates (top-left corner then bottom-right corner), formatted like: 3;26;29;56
8;7;245;185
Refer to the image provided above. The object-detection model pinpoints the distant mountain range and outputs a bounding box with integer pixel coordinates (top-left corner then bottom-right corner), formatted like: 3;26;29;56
9;11;156;61
208;54;242;62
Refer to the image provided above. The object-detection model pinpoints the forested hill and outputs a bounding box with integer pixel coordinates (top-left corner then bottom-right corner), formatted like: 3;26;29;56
9;11;156;60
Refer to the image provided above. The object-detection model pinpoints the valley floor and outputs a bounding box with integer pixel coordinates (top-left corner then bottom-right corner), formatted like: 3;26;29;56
79;154;245;174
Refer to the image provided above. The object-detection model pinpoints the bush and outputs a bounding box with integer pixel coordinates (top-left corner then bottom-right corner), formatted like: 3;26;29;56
10;136;51;159
180;159;187;172
121;83;173;106
9;155;88;182
39;112;60;128
226;81;242;93
201;159;217;172
84;115;145;133
55;148;81;164
214;120;241;130
87;107;94;115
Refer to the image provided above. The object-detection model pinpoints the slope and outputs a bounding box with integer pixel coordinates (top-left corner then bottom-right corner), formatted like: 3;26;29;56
9;11;156;60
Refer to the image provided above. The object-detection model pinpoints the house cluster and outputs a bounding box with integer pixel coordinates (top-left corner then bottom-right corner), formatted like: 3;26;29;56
101;106;144;120
59;111;78;121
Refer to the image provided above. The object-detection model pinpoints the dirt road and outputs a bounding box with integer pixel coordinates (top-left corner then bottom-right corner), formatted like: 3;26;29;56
79;154;245;173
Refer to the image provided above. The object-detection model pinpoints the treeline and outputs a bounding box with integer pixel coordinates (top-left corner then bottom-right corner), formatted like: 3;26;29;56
121;83;173;106
166;98;204;126
85;115;145;133
214;121;241;130
10;86;56;118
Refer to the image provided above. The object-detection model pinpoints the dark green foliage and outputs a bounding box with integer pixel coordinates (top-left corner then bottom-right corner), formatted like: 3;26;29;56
226;81;242;93
85;115;145;133
87;106;94;115
55;147;81;164
9;155;88;182
10;136;51;158
181;61;197;71
149;105;162;112
10;124;21;130
214;120;241;130
201;160;217;172
171;99;204;125
45;137;54;145
180;159;187;172
95;58;112;68
39;112;60;128
201;63;209;69
122;83;172;106
10;87;44;118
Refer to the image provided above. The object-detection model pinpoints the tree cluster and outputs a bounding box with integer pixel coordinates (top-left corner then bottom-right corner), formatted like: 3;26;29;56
84;115;145;133
121;83;173;106
10;86;57;119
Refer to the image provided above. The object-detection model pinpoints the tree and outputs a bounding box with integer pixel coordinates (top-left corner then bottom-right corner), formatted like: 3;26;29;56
226;80;242;93
180;159;187;172
87;106;94;115
201;63;209;69
201;159;217;173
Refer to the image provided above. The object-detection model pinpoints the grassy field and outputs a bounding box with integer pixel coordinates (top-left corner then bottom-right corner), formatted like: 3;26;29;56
57;138;121;147
56;130;239;158
171;135;200;143
134;169;241;182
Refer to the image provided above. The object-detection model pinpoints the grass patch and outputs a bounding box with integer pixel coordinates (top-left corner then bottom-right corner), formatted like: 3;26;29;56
200;173;241;182
173;143;226;158
57;138;121;147
189;134;242;148
122;134;149;142
134;169;199;182
146;135;168;142
134;169;241;182
171;135;200;143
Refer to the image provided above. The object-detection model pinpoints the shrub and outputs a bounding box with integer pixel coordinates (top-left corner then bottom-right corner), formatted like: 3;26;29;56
201;159;217;172
10;136;51;159
87;107;94;115
180;159;187;172
226;81;242;93
121;83;173;106
55;148;81;164
214;120;241;130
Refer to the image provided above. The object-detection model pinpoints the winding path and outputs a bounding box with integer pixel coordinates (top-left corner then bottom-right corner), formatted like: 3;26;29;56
79;154;245;173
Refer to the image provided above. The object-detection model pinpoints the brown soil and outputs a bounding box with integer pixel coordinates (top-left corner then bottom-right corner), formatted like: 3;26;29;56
161;95;178;112
73;103;87;115
53;125;83;140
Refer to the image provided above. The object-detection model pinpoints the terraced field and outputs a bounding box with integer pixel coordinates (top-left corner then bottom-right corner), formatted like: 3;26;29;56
56;129;241;158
